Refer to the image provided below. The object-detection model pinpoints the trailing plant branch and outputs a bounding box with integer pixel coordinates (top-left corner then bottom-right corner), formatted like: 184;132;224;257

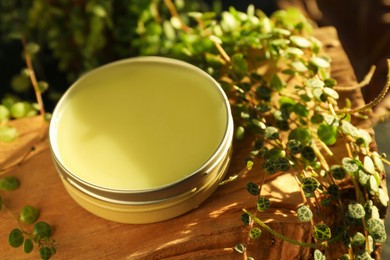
334;65;376;91
242;209;317;248
336;59;390;114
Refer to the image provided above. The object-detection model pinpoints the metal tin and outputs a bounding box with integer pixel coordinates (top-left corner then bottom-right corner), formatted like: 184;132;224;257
49;56;233;223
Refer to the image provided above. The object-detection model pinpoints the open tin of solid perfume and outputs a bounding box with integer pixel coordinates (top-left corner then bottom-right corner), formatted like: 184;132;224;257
49;56;233;223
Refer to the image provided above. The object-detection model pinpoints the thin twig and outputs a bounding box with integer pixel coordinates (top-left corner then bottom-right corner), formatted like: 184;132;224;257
163;0;192;33
334;65;376;91
336;60;390;114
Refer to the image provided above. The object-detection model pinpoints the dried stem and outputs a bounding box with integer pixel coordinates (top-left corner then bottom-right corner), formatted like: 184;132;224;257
336;60;390;114
21;38;45;119
163;0;192;33
334;65;376;91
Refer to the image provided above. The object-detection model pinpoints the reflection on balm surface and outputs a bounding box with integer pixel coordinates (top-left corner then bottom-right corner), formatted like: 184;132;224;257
53;61;228;190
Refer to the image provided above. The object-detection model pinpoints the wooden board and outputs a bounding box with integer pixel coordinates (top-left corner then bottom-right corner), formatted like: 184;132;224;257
0;27;379;259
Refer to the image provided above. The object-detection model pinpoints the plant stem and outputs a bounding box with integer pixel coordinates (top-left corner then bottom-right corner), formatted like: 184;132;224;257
336;59;390;114
334;65;376;91
21;38;45;120
242;209;317;248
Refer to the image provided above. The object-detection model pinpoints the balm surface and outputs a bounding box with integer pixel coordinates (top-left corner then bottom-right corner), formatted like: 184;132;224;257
52;59;228;190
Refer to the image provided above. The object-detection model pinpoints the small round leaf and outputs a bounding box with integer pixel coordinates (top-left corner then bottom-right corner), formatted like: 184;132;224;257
330;165;347;180
246;182;259;196
297;205;313;222
351;232;366;247
39;247;53;260
342;157;359;173
314;249;326;260
256;197;271;211
348;202;365;219
0;176;20;191
367;218;386;243
33;222;52;240
241;213;251;225
288;127;312;145
23;238;34;254
8;228;24;248
249;227;262;240
301;146;316;162
318;124;338;145
20;206;40;225
314;224;331;241
264;126;279;140
302;177;319;193
0;126;18;142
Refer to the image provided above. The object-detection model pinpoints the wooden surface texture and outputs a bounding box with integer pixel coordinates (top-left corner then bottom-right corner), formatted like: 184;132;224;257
0;27;379;259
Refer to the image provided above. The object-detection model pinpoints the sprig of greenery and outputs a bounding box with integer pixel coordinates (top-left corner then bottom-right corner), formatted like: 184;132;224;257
138;2;389;259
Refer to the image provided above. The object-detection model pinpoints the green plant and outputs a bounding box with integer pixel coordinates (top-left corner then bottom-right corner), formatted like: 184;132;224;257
0;1;389;259
132;1;389;259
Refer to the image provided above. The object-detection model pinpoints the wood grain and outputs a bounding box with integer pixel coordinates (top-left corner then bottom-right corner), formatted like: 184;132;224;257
0;27;379;260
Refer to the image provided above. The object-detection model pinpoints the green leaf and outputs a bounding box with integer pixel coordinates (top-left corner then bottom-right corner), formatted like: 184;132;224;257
264;126;279;140
256;197;271;211
33;222;52;240
8;228;24;248
302;177;319;193
305;77;324;88
270;74;285;91
351;232;366;247
234;243;246;254
357;170;370;185
341;121;359;138
297;205;313;222
23;238;34;254
372;152;385;173
241;213;251;225
287;139;303;154
357;129;372;147
10;102;30;119
235;126;245;141
290;35;312;48
0;176;20;191
246;182;259;196
39;247;53;260
378;188;389;207
288;127;312;145
330;165;347;180
367;218;386;243
286;47;304;56
369;175;379;193
314;223;331;241
318;124;338;145
310;56;330;68
348;202;365;219
293;103;309;117
249;227;262;240
291;61;308;72
323;87;339;100
314;249;326;260
0;105;10;122
20;206;40;225
342;157;359;173
363;156;375;174
301;146;316;162
274;157;291;172
231;53;248;77
0;126;18;142
354;250;373;260
311;113;324;124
